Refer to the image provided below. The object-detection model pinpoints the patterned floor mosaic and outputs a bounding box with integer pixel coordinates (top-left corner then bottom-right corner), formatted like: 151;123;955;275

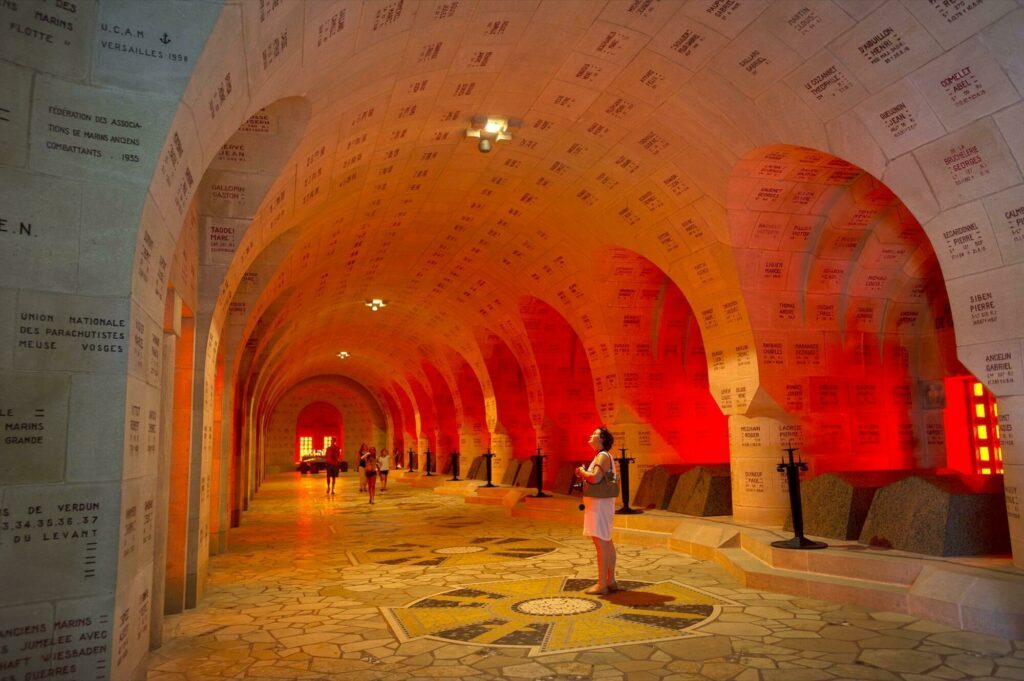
147;473;1024;681
384;577;736;655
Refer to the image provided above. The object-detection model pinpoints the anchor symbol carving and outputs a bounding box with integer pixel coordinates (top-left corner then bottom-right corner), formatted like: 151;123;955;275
160;33;171;45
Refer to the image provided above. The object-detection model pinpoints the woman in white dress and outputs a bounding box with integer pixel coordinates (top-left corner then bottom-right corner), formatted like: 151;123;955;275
575;426;618;595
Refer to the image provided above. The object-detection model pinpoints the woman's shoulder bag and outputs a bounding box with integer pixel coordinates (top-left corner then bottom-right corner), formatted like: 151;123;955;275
583;452;619;499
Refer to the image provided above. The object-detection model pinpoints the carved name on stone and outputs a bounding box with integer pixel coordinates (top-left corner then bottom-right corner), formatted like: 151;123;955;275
0;371;70;484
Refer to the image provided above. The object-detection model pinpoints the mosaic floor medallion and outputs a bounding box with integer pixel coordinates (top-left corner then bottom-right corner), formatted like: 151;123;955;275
348;535;561;567
382;577;737;655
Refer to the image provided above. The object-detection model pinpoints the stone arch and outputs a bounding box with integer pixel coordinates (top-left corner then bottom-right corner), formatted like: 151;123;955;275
725;145;975;521
587;246;730;470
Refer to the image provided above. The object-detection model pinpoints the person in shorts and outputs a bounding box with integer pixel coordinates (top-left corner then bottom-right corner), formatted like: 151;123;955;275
325;438;341;495
378;448;391;491
364;447;378;504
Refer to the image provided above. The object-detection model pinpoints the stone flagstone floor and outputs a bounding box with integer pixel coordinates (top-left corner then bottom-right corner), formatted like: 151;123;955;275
146;473;1024;681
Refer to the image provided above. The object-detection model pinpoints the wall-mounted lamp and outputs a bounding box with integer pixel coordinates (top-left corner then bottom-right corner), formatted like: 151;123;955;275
364;298;387;311
336;351;350;359
465;115;521;153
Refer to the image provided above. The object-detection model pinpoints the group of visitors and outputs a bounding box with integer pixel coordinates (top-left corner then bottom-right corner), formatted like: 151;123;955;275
357;444;390;504
323;427;617;592
321;440;390;503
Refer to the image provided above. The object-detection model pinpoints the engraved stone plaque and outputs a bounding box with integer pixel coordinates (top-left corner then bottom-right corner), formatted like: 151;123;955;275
683;0;770;39
14;291;130;373
984;185;1024;264
612;50;691;107
648;12;729;70
242;0;303;90
183;6;250;159
905;0;1015;50
0;166;81;293
0;595;116;681
0;0;97;81
0;370;70;484
0;481;119;606
30;76;175;185
149;113;203;229
111;561;152;679
830;1;942;93
92;0;219;93
925;200;1004;277
201;216;247;265
946;263;1024;345
910;38;1019;133
959;340;1024;394
853;77;944;158
914;118;1023;209
760;0;854;58
197;171;276;220
789;50;869;120
711;27;802;98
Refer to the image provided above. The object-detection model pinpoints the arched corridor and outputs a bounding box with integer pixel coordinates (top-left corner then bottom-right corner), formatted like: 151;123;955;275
3;1;1024;678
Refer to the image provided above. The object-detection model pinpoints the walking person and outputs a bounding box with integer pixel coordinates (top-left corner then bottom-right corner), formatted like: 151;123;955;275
324;437;341;495
575;426;618;595
378;448;391;491
357;443;368;492
364;447;378;504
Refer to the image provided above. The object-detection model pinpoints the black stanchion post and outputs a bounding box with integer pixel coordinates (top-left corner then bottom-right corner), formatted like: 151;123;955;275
424;447;434;476
408;448;416;472
450;450;460;481
614;446;642;515
530;447;550;498
772;446;827;550
482;448;497;488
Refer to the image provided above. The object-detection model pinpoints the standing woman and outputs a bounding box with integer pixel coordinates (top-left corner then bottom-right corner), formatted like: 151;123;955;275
364;447;378;504
575;427;618;595
357;443;368;493
378;448;391;491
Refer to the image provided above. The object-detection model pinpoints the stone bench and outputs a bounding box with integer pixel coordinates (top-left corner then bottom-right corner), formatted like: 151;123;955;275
501;459;522;486
667;465;732;517
784;470;914;540
634;465;695;510
859;474;1010;556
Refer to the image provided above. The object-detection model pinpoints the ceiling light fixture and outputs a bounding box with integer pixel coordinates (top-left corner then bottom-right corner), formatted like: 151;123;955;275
465;115;521;153
364;298;387;311
337;351;350;359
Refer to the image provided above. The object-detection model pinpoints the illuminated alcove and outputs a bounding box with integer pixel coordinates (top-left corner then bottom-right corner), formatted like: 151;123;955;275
726;145;994;481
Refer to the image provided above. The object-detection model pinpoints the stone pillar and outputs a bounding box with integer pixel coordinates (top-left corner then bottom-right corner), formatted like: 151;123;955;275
213;358;234;553
151;295;181;648
185;315;212;609
165;317;195;614
728;413;807;526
